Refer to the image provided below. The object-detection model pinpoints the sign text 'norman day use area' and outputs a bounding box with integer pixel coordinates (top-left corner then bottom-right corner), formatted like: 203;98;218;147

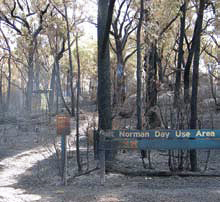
98;129;220;184
100;129;220;150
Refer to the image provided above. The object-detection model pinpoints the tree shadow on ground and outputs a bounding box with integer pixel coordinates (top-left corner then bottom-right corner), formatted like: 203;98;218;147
11;147;220;202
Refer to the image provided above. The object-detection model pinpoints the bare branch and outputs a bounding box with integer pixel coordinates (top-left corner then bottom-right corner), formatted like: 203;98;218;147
25;0;31;14
11;0;30;30
33;3;50;38
49;0;65;18
204;49;218;63
16;0;23;11
114;0;126;27
206;32;220;47
122;25;137;49
159;7;181;38
119;0;132;37
0;14;22;34
124;48;137;64
109;40;117;53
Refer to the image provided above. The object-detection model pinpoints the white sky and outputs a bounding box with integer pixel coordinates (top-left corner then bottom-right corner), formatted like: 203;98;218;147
78;1;97;44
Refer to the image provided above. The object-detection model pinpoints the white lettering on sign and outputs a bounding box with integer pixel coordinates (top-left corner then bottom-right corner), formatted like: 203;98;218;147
119;131;150;138
175;130;191;138
196;130;215;137
154;131;170;138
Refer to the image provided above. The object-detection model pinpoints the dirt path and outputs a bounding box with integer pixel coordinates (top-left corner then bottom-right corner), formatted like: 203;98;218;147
0;146;50;202
1;117;220;201
1;142;220;202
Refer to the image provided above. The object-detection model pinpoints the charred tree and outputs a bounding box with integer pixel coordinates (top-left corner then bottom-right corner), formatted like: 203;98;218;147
136;0;144;129
190;0;205;172
174;2;186;108
98;0;115;160
110;0;137;105
146;42;158;110
76;33;82;172
49;64;56;114
64;1;75;117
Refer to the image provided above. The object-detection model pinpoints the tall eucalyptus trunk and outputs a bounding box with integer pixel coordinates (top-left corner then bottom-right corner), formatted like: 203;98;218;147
64;1;75;117
146;42;157;109
0;65;2;111
76;33;82;172
136;0;144;129
174;2;186;108
0;28;12;112
49;64;56;113
98;0;115;161
190;0;205;172
184;7;199;104
26;40;36;113
98;0;114;130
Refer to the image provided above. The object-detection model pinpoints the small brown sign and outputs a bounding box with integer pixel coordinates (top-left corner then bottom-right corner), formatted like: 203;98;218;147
56;115;71;135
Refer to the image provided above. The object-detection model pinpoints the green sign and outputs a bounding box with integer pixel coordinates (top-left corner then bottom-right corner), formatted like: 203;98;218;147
103;129;219;139
101;129;220;150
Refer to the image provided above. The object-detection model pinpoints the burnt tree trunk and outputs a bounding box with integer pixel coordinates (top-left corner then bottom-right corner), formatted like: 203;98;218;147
146;42;158;109
26;41;36;113
116;50;125;104
54;37;71;115
54;56;71;115
64;1;75;117
136;0;144;129
49;64;56;113
0;65;2;111
98;0;115;160
184;11;199;104
190;0;205;172
174;2;186;108
76;33;82;172
34;51;41;111
158;46;164;83
98;0;114;130
0;27;12;112
111;0;136;105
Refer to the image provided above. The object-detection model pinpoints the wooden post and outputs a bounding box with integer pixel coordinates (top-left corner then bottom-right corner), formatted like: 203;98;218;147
61;134;67;186
100;133;105;185
94;130;100;160
56;115;70;186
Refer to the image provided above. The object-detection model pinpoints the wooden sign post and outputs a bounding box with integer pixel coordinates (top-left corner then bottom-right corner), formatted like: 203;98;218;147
56;115;71;186
99;134;105;185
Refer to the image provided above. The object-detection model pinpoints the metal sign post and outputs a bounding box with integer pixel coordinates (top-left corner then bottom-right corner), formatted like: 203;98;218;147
99;134;105;185
56;115;70;186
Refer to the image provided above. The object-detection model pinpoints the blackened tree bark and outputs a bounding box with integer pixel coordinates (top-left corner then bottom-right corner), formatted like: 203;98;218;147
98;0;115;161
184;11;200;103
184;36;198;103
54;37;71;115
49;64;56;113
136;0;144;130
34;49;41;110
110;0;137;105
98;0;115;130
174;2;186;108
0;28;11;112
76;32;82;172
0;64;2;111
143;40;158;169
146;42;158;110
158;46;164;83
55;57;71;115
26;4;50;113
190;0;205;172
26;39;36;113
64;0;75;117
